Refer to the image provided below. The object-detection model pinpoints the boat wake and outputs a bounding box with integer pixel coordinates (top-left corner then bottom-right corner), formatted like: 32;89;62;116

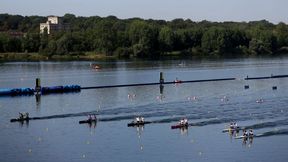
256;129;288;138
244;119;288;130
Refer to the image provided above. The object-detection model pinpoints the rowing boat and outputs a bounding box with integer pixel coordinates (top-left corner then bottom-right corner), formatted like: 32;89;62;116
79;119;97;124
10;118;29;122
171;123;188;129
235;135;254;139
127;121;151;127
222;126;242;132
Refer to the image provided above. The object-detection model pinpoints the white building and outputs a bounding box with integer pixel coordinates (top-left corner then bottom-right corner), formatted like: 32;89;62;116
40;16;69;34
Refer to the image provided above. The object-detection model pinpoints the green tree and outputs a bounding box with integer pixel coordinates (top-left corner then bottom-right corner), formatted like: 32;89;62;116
0;33;9;52
275;22;288;48
248;28;276;55
158;26;174;53
46;40;57;55
7;37;22;52
39;28;48;53
22;33;40;52
128;20;159;58
201;27;226;55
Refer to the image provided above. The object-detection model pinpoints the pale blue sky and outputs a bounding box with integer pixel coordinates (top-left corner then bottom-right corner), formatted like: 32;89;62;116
1;0;287;23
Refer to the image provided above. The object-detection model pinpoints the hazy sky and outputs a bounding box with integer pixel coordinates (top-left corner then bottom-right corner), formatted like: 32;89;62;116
1;0;287;23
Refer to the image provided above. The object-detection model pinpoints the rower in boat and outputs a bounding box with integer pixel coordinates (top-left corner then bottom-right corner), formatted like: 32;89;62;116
88;115;92;121
256;99;264;103
92;114;97;120
183;118;188;125
229;122;233;129
135;117;140;123
134;116;145;123
171;118;188;129
128;116;150;127
178;118;188;125
25;112;29;119
243;129;249;138
79;115;97;124
19;112;25;119
87;114;97;121
179;119;184;125
229;122;238;130
140;116;145;122
248;129;254;137
174;78;182;83
19;112;29;120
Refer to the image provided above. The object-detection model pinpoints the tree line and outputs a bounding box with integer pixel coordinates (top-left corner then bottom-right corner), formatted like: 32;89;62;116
0;13;288;59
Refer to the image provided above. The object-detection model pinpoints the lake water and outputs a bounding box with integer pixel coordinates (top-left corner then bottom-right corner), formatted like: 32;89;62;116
1;58;288;162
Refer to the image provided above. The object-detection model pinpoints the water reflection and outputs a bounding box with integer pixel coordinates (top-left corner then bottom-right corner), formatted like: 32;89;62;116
180;127;188;135
87;121;97;129
35;94;41;110
131;125;145;151
157;84;165;102
242;137;253;147
229;129;240;140
19;120;29;128
136;125;144;137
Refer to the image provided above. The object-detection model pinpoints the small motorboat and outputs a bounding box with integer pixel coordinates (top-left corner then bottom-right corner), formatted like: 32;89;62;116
90;63;101;69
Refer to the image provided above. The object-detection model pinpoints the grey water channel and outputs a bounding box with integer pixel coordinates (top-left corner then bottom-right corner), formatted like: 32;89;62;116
1;58;288;162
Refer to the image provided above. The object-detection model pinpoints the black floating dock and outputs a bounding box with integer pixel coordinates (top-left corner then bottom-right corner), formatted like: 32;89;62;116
81;78;236;90
245;74;288;80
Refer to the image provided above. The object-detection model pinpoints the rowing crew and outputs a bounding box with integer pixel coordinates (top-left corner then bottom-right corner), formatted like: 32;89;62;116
19;112;29;119
243;129;254;137
179;118;188;125
88;114;97;121
229;122;238;129
135;116;145;123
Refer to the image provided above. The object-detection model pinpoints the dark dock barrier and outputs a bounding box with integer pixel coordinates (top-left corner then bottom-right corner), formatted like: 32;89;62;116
81;78;236;90
0;88;34;96
0;85;81;96
2;73;288;97
41;85;81;94
245;74;288;80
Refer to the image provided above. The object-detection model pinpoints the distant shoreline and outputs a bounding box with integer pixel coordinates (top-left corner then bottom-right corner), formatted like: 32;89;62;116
1;52;287;62
0;52;118;61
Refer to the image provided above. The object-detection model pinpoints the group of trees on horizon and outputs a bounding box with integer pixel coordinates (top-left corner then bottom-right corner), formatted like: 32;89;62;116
0;13;288;59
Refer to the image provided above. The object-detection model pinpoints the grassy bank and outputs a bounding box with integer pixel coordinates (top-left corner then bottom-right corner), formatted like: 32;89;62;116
0;52;118;61
1;51;287;62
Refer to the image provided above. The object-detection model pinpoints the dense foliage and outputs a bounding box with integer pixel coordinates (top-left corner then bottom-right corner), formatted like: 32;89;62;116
1;13;288;59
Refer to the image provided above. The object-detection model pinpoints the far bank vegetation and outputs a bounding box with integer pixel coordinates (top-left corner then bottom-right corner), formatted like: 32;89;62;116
1;13;288;60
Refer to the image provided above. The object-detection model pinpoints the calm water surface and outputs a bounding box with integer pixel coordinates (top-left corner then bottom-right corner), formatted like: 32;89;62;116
1;58;288;162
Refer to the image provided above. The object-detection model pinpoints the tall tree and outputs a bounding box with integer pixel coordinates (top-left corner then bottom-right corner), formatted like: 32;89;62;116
158;26;174;53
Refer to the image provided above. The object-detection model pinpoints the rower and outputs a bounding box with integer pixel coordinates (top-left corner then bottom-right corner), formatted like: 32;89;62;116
19;112;26;119
243;129;248;137
233;122;238;129
88;115;92;120
249;129;254;137
230;122;235;129
93;114;97;120
25;112;29;119
179;119;184;125
183;118;188;125
140;117;145;122
135;117;140;123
